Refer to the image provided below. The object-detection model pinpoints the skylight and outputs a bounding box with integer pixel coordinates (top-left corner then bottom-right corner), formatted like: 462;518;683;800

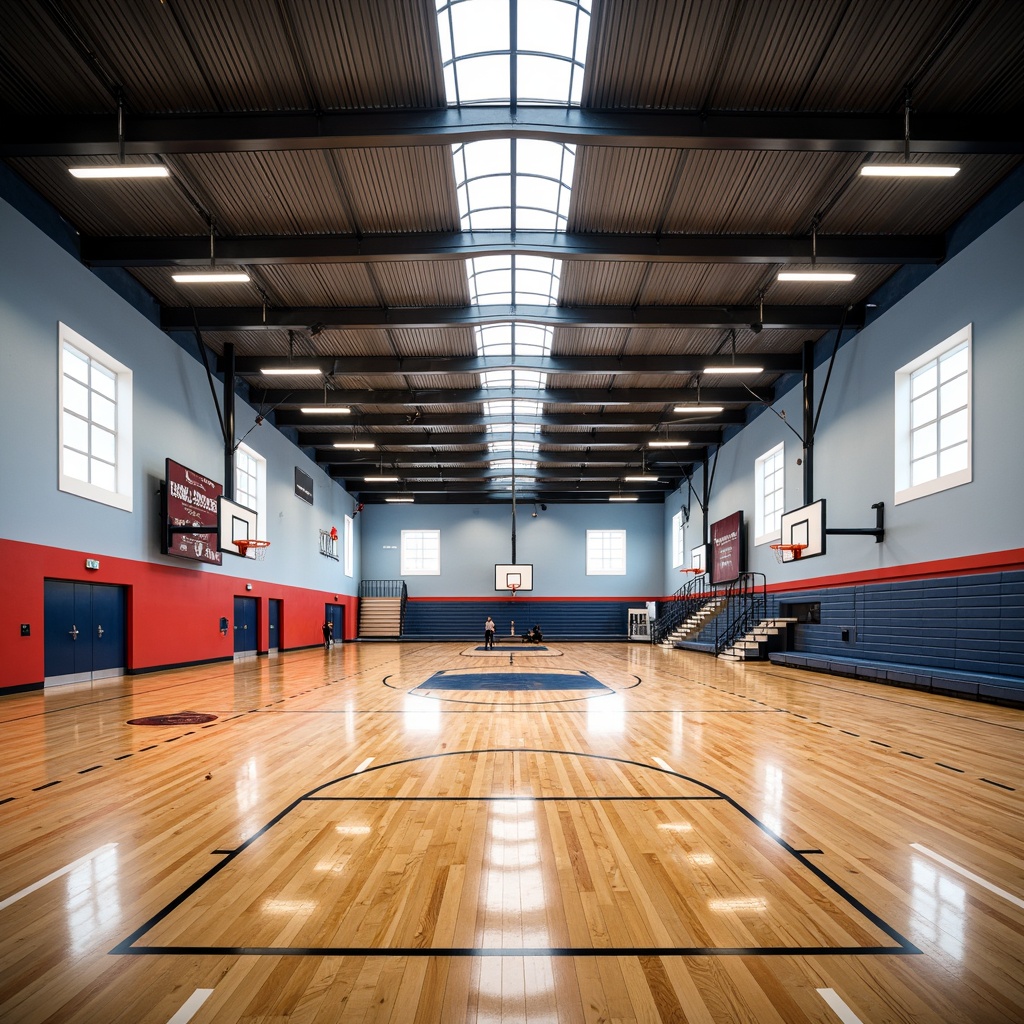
468;258;561;306
436;0;591;107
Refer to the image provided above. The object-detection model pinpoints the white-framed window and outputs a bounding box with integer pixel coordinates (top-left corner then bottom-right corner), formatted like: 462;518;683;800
344;515;354;578
234;443;266;537
402;529;441;575
754;442;784;545
586;529;626;575
671;510;686;568
895;325;971;505
59;323;133;511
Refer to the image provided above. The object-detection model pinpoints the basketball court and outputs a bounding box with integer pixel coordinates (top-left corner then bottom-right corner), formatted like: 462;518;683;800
0;641;1020;1022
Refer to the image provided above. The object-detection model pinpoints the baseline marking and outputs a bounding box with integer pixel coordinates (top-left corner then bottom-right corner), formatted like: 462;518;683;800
166;988;214;1024
816;988;865;1024
0;843;118;912
911;843;1024;909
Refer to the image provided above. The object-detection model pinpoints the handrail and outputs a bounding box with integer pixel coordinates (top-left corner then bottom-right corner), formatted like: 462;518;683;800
651;571;711;644
358;579;409;636
713;573;767;654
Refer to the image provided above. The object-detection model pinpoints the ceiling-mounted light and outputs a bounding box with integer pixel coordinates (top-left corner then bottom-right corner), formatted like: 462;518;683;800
364;475;399;482
609;495;639;502
860;89;959;179
68;92;171;180
333;442;376;450
385;496;414;503
778;219;856;283
860;164;959;177
624;474;659;482
674;404;723;414
173;221;250;284
300;406;351;414
703;365;762;375
173;271;251;283
648;440;691;448
70;165;169;179
261;367;320;376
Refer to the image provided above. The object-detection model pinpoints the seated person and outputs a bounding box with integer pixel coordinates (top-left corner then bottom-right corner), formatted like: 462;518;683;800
522;624;543;643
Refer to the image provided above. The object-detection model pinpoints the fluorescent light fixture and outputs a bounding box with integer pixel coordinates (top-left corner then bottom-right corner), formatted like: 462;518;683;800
860;164;959;178
649;440;690;448
260;366;321;376
364;475;399;482
333;442;376;450
624;474;659;482
674;404;724;414
609;495;639;502
703;365;763;375
300;406;351;414
69;165;170;179
777;271;856;282
385;496;414;503
172;271;251;284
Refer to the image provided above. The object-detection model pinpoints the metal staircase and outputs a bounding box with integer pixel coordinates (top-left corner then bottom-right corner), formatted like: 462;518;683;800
717;617;798;661
358;580;408;638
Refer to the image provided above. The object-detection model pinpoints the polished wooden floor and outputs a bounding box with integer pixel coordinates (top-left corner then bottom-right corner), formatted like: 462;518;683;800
1;641;1021;1023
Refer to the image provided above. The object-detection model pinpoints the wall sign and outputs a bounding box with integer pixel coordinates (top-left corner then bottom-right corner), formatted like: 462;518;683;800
710;510;744;585
294;467;314;505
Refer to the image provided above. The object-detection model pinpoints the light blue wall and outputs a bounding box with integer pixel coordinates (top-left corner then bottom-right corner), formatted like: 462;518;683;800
361;502;664;598
664;198;1024;592
0;198;360;593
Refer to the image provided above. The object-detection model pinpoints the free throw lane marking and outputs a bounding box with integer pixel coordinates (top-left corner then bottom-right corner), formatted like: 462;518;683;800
911;843;1024;909
166;988;214;1024
816;988;865;1024
0;843;118;912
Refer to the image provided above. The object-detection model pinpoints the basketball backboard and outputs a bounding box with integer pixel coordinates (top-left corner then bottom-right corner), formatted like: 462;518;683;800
494;563;534;592
778;499;826;561
219;497;259;556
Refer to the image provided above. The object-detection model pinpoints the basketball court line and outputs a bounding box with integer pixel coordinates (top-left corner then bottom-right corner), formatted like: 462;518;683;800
816;988;865;1024
0;843;118;912
165;988;213;1024
910;844;1024;909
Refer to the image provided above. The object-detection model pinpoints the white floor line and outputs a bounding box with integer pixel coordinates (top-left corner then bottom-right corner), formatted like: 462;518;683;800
652;756;674;772
816;988;865;1024
911;843;1024;910
166;988;214;1024
0;843;118;912
354;757;374;773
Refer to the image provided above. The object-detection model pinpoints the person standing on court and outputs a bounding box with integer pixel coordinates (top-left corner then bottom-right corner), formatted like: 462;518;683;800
484;615;496;649
322;620;333;649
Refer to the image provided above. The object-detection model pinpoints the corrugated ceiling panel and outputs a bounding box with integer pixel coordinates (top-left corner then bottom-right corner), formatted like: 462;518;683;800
170;152;357;235
334;148;458;232
551;328;631;356
6;158;206;236
583;0;735;109
557;261;651;305
388;328;477;358
372;261;470;306
640;263;770;305
0;4;111;114
255;264;380;306
620;328;728;356
569;148;681;233
127;267;263;308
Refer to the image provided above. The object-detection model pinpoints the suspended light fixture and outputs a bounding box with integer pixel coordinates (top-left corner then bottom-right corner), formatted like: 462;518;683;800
675;378;723;415
704;328;762;375
173;222;251;284
778;219;856;282
624;450;658;482
69;92;170;180
860;89;959;179
301;406;351;414
386;496;415;503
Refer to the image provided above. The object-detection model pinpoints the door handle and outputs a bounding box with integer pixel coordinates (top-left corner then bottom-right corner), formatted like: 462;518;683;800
69;625;79;640
97;624;105;638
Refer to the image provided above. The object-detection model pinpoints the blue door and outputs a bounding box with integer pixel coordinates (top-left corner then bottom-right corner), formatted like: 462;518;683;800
325;603;343;645
233;596;258;654
268;599;282;650
44;580;126;683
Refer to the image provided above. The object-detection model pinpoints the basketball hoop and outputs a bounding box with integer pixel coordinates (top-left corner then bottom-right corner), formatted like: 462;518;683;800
679;567;703;575
507;583;519;599
234;539;271;560
769;543;806;563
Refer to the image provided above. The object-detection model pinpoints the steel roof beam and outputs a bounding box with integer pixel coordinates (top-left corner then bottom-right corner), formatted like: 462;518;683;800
5;109;1020;156
168;304;860;332
83;230;944;267
315;449;706;467
274;409;745;428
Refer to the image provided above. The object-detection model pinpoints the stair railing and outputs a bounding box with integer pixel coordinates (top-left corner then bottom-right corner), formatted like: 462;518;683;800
651;571;711;644
713;573;767;654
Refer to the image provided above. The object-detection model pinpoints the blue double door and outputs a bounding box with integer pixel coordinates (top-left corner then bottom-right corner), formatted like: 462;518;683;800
43;580;126;684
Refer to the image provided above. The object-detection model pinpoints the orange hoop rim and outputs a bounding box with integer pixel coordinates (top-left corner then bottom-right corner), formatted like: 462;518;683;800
679;567;703;574
507;583;519;598
769;542;806;560
234;539;271;556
